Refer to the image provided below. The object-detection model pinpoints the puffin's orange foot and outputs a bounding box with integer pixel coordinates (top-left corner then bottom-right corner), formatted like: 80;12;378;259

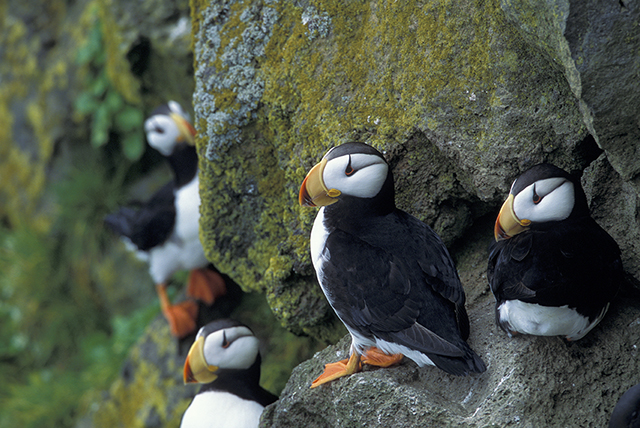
310;353;362;388
361;347;403;367
186;268;227;304
156;283;199;338
162;300;199;338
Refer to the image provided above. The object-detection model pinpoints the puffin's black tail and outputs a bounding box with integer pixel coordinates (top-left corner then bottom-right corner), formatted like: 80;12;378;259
429;346;486;376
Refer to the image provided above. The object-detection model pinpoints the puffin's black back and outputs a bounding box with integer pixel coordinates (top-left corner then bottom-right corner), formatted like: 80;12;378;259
104;182;176;250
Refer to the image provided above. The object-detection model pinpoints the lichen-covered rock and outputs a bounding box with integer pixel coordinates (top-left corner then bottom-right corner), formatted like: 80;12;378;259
192;0;639;340
260;224;640;427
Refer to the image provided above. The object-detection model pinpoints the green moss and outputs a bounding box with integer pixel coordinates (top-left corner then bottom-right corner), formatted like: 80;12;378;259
193;0;586;338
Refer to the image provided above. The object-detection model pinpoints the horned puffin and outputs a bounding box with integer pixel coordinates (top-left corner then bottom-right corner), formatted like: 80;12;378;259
298;142;486;387
181;319;278;428
487;163;623;340
105;101;227;338
610;383;640;428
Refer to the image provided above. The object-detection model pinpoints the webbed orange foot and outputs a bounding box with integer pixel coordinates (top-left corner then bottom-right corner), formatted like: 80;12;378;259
310;353;362;388
186;268;227;304
361;347;404;367
157;283;198;338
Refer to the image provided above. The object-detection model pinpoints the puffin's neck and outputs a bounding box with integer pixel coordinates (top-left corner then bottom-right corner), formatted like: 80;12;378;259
323;172;396;233
167;145;198;187
198;358;262;395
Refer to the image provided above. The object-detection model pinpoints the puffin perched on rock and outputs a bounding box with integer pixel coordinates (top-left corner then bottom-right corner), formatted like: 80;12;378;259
299;142;486;388
488;163;623;340
105;101;228;338
182;319;278;428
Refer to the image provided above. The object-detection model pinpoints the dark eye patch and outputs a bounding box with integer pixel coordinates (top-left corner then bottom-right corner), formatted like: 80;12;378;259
222;331;230;348
532;184;542;204
345;155;355;176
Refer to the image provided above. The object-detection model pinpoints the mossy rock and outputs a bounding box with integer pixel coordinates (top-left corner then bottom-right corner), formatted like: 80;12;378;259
191;0;637;340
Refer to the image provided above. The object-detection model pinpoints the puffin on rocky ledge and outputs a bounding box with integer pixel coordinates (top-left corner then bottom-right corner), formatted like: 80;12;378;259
181;319;278;428
487;163;623;340
105;101;227;338
299;142;486;388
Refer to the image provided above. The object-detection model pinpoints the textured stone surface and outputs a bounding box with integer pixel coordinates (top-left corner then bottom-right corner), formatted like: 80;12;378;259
191;0;639;339
190;1;640;426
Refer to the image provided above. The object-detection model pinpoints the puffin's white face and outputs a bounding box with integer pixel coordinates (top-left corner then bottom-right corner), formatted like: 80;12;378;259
144;114;183;156
322;153;389;199
200;325;259;370
512;177;575;223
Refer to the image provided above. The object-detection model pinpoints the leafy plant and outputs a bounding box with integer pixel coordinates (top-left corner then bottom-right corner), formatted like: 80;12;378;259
75;17;145;161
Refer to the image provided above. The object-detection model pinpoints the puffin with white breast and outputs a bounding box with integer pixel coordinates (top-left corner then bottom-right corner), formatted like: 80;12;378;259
182;319;278;428
488;163;623;340
299;142;486;387
105;101;227;338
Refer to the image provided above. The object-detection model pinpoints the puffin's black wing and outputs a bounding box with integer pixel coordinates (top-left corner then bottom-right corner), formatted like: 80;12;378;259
321;210;474;362
488;232;537;301
104;182;176;251
488;216;622;319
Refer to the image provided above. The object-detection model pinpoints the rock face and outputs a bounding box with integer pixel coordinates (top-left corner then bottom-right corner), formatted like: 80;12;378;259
260;222;640;427
190;0;640;426
192;0;639;335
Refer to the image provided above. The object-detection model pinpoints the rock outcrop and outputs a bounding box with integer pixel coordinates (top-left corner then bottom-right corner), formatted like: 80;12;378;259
260;221;640;427
190;0;640;426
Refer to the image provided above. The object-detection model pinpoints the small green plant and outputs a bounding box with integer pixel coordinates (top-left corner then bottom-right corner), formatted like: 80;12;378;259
74;17;145;161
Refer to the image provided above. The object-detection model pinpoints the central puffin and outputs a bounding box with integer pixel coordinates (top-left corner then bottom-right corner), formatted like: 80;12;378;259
299;142;486;387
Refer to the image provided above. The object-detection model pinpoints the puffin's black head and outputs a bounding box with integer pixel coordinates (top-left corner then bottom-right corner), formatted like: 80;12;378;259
183;319;260;385
144;100;196;157
298;142;394;215
494;163;589;241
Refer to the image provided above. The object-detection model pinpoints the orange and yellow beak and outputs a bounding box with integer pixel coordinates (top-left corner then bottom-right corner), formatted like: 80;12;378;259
494;194;531;241
299;158;341;207
170;112;197;146
183;336;218;384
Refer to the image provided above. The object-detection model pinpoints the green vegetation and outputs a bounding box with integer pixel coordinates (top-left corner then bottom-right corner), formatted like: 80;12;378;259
74;8;146;161
0;147;159;428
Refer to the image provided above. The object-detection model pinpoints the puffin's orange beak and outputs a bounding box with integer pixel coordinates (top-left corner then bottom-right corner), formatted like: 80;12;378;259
183;336;218;384
170;112;197;145
494;194;531;241
299;158;341;207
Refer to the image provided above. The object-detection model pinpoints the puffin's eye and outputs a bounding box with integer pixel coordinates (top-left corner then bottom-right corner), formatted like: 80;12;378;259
532;184;542;204
222;331;230;348
154;126;165;134
345;156;355;176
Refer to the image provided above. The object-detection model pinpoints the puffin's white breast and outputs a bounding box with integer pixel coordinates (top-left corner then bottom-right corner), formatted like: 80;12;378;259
309;207;329;273
146;174;208;283
180;391;265;428
174;175;202;242
498;300;607;341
